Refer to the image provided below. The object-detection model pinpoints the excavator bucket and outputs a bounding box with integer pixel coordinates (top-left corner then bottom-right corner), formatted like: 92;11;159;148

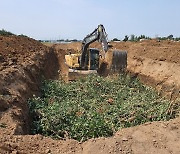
111;51;127;73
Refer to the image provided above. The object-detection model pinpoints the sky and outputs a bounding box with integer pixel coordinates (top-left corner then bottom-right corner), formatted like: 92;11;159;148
0;0;180;40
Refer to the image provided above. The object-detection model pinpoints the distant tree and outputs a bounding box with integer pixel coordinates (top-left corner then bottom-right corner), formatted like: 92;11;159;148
18;34;28;38
134;36;138;41
0;29;15;36
158;37;166;40
112;38;120;41
71;39;78;42
174;37;180;41
129;34;151;42
57;39;65;42
137;35;145;41
145;36;151;40
65;39;70;42
158;35;175;41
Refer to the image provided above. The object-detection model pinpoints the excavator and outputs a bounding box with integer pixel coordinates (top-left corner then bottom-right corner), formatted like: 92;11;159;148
65;24;127;76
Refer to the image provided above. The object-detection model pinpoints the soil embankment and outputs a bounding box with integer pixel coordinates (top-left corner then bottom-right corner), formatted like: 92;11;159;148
0;36;60;136
111;40;180;99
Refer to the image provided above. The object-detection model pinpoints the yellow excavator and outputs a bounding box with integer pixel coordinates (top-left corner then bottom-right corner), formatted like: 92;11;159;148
65;24;127;76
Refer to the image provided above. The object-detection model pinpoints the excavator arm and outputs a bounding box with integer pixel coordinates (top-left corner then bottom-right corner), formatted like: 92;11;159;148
65;24;127;75
80;24;109;69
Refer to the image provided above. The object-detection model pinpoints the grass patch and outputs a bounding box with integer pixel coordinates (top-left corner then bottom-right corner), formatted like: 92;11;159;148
28;74;179;141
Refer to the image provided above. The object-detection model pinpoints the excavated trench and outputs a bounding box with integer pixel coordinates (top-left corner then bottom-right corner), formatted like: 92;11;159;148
1;37;180;153
1;41;179;136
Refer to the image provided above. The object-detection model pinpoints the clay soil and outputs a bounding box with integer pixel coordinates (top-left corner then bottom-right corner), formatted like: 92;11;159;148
0;36;180;154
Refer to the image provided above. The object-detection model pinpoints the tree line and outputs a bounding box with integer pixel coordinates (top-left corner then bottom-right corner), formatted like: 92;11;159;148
1;29;180;42
112;34;180;42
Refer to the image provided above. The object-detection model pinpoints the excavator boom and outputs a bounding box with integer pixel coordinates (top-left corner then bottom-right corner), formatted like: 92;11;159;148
80;24;109;68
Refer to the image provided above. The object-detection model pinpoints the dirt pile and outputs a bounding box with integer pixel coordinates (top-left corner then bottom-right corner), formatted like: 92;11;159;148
0;38;180;154
112;40;180;99
0;35;59;136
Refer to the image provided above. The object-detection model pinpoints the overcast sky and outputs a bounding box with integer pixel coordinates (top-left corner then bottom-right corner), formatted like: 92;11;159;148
0;0;180;40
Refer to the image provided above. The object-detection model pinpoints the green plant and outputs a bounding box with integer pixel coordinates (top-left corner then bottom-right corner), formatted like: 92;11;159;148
18;34;28;38
0;29;14;36
28;74;179;141
112;38;120;41
0;123;7;128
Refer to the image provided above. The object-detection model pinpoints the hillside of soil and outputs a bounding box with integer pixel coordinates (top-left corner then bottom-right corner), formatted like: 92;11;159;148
0;36;180;154
0;35;60;135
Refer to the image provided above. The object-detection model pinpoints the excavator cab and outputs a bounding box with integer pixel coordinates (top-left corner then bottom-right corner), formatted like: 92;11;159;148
85;48;100;70
65;48;100;70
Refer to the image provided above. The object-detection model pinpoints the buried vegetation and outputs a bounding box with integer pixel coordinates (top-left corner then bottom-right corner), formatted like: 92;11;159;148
28;74;179;142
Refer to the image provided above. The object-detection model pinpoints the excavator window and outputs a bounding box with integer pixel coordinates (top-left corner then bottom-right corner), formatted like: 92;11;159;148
89;49;100;70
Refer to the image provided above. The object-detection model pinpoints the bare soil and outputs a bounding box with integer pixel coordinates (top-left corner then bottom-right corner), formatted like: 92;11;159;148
0;37;180;154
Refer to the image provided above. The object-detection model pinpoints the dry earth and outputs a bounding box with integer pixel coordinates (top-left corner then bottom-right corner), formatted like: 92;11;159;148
0;36;180;154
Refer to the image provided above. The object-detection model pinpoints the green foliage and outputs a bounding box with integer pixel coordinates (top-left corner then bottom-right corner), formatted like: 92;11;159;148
0;123;7;128
174;37;180;41
28;74;179;141
18;34;29;38
157;34;180;41
129;34;151;42
112;38;120;41
0;29;15;36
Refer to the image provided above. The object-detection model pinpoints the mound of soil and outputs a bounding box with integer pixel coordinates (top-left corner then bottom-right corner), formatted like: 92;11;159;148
114;40;180;99
0;35;59;136
0;37;180;154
